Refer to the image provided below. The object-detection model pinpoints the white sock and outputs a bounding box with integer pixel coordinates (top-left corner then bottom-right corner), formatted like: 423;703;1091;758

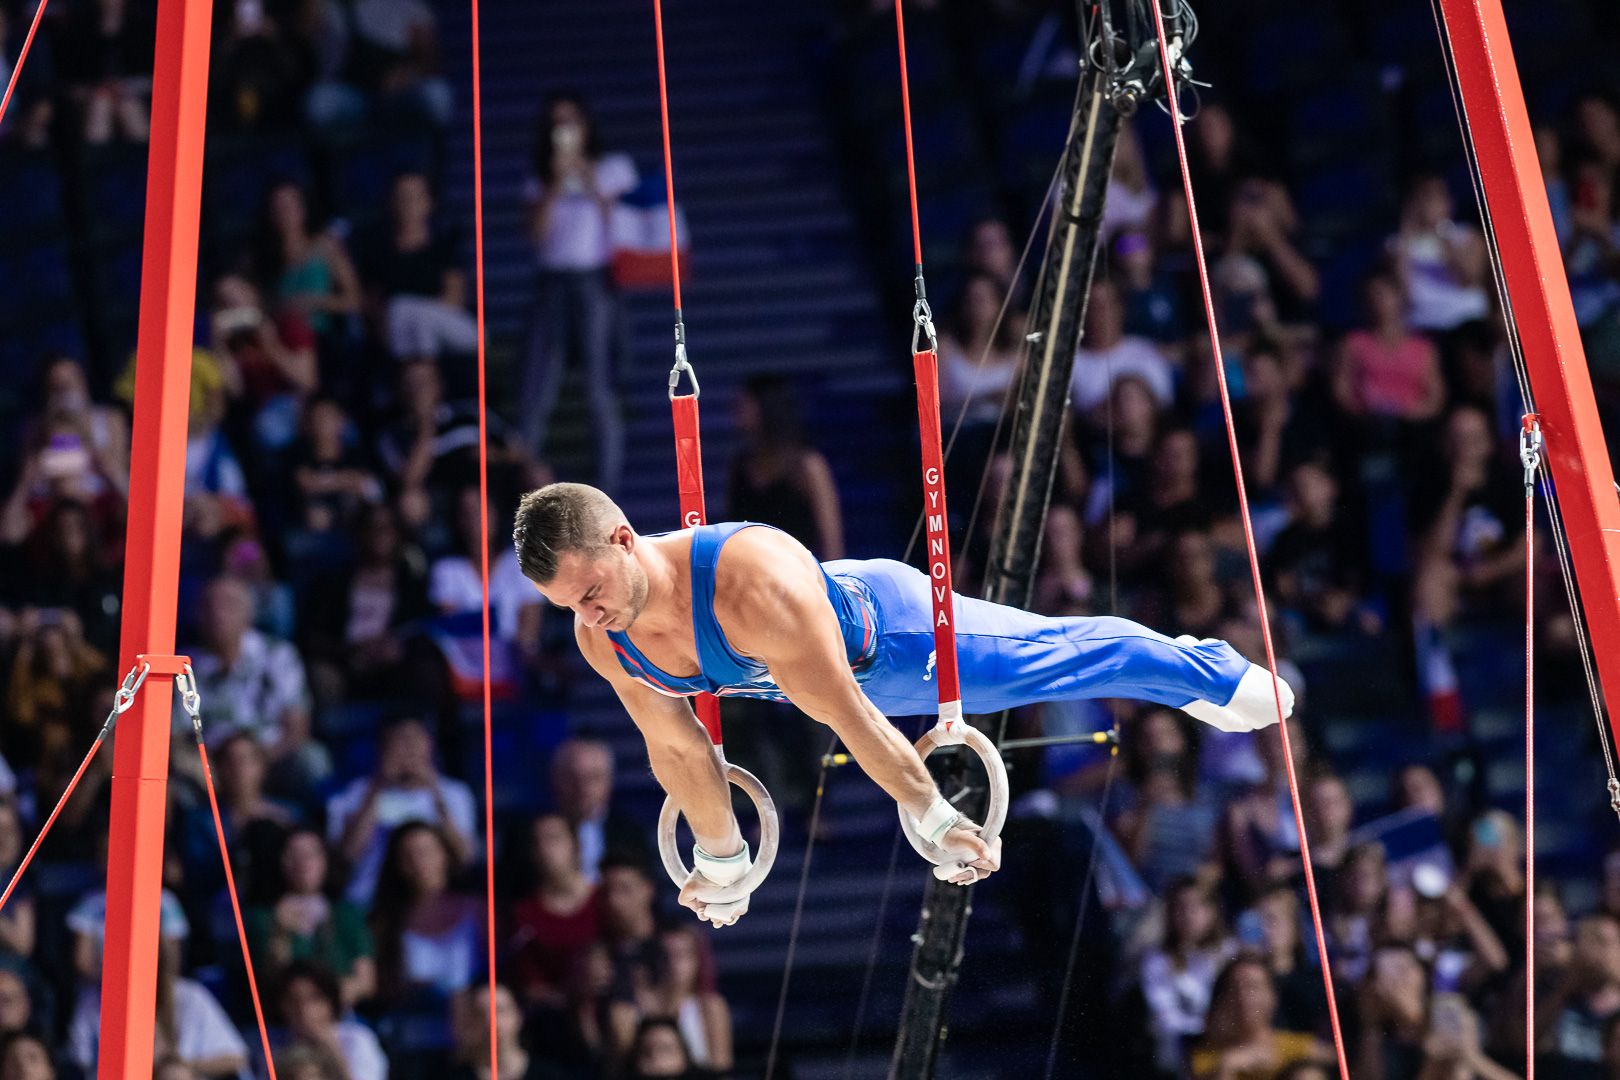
1175;636;1293;733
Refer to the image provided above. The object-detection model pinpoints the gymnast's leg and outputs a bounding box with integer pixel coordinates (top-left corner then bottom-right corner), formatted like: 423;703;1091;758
839;559;1290;729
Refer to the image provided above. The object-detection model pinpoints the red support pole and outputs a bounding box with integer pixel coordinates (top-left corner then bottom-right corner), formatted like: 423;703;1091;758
1437;0;1620;735
98;0;213;1071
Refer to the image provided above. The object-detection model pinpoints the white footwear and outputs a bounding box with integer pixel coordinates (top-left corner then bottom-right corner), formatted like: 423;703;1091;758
1175;636;1294;733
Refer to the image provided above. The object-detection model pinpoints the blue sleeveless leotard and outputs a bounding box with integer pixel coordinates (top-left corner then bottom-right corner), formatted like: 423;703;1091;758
605;522;1249;717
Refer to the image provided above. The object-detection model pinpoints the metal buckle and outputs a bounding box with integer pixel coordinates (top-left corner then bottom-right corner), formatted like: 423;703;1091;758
175;663;203;736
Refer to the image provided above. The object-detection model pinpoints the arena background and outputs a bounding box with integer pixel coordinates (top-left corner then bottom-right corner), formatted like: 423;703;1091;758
0;0;1615;1077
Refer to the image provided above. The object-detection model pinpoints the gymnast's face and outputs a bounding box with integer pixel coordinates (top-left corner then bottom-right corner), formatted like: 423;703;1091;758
539;527;650;631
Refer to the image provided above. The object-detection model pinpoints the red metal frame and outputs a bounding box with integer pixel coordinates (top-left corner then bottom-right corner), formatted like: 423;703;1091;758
98;0;214;1071
1437;0;1620;740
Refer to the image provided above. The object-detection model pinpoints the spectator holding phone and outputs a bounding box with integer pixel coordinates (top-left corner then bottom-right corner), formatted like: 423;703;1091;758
326;717;475;906
519;92;636;494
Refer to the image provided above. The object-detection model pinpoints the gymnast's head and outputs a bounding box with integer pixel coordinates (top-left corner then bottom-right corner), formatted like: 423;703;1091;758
514;482;649;630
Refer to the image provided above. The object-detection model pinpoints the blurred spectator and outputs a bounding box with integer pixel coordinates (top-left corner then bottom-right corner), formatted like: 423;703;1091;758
1101;126;1157;239
22;500;123;653
1572;93;1620;178
0;1032;56;1080
189;575;327;791
0;804;32;959
1267;463;1377;634
1565;159;1620;329
1179;103;1260;242
727;375;844;558
4;607;107;772
59;0;154;143
1070;279;1175;413
519;92;636;493
1537;125;1574;245
1218;716;1310;905
69;935;246;1078
1459;809;1525;956
246;827;377;1008
1233;341;1329;499
1113;710;1217;893
935;273;1023;499
258;181;363;344
1388;176;1491;333
1139;877;1235;1072
0;969;34;1037
1188;955;1326;1079
364;173;478;365
222;533;297;640
1302;774;1353;888
1543;913;1620;1067
350;0;452;127
1;408;129;550
1326;842;1389;986
609;927;732;1073
1031;504;1092;615
0;5;53;148
508;813;598;1011
428;485;544;655
1079;374;1159;528
965;216;1017;286
175;732;294;904
209;273;319;454
368;821;482;1007
550;739;646;884
599;857;660;996
291;398;382;534
623;1017;709;1080
301;503;432;703
1412;406;1524;618
1133;530;1230;640
26;356;130;493
1214;179;1319;334
273;961;387;1080
1354;943;1432;1080
1332;272;1446;422
328;717;475;906
1115;229;1186;346
1247;886;1330;1036
448;982;572;1080
210;0;306;132
176;350;256;543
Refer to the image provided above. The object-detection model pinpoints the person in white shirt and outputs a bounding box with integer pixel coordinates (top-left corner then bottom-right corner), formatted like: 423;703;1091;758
189;576;330;791
519;93;637;494
1388;175;1491;332
70;933;248;1078
1070;278;1176;413
327;717;477;906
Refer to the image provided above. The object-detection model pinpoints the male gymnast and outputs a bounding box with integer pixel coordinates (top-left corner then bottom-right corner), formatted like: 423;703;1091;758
513;483;1293;927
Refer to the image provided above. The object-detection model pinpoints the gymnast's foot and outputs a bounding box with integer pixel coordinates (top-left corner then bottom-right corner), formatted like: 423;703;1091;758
1174;635;1294;733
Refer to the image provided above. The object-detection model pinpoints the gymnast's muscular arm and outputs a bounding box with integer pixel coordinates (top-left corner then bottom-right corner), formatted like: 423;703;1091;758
715;529;997;877
574;622;743;858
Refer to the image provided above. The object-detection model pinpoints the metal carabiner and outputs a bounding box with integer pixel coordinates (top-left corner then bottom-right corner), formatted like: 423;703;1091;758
668;342;700;401
176;663;203;735
1520;415;1543;496
111;662;151;716
911;297;939;355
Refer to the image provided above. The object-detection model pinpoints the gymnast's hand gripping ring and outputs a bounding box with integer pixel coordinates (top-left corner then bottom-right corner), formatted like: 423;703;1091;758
656;753;780;905
897;708;1010;868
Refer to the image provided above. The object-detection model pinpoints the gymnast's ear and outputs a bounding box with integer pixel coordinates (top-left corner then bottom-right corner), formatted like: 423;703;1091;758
609;523;636;554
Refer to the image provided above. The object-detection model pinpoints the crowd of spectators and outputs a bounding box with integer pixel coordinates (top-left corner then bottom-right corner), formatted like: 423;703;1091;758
0;0;1614;1077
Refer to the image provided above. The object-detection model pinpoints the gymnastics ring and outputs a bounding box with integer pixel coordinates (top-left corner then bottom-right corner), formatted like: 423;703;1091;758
898;713;1010;867
657;758;780;905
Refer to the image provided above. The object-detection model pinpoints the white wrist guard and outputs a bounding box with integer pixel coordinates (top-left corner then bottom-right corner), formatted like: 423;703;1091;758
918;796;960;845
693;841;752;887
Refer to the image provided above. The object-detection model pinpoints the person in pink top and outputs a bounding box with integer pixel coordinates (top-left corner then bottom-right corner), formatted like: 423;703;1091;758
1332;271;1447;422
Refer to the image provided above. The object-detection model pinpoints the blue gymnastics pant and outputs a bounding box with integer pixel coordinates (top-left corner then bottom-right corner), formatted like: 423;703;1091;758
825;558;1251;717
